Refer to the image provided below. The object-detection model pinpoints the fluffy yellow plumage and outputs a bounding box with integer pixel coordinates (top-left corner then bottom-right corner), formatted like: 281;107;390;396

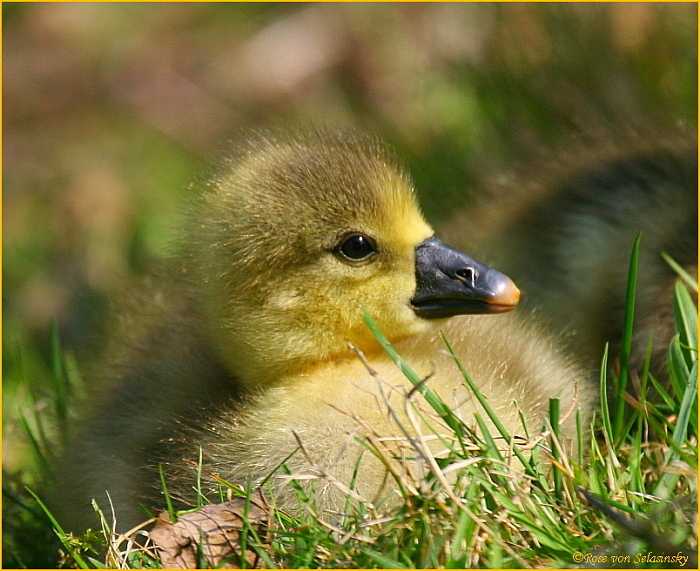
52;129;593;533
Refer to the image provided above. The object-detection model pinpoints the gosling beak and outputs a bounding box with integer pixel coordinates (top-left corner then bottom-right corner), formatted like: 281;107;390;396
411;237;520;319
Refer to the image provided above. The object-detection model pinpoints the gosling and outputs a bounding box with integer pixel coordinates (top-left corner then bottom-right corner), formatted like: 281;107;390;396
52;129;594;533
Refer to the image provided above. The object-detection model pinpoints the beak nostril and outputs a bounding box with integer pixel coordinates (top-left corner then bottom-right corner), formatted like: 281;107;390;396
454;267;478;286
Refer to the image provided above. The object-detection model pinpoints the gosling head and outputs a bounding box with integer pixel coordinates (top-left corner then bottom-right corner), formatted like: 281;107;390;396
186;129;520;387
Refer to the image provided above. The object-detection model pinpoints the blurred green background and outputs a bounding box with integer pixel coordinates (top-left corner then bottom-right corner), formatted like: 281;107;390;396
2;2;697;474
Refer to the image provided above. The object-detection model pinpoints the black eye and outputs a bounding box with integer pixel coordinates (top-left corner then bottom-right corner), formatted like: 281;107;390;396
335;233;378;263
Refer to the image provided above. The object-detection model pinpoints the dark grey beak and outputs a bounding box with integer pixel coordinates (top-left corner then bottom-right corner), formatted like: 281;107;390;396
411;237;520;319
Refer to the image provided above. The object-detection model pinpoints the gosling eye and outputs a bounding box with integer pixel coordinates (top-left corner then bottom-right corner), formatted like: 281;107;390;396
333;233;379;264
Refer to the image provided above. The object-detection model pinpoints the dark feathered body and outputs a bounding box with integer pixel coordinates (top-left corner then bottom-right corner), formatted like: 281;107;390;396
51;270;244;532
443;130;698;382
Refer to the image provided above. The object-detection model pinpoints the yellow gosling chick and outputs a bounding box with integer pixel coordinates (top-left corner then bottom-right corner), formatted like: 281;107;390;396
52;129;594;533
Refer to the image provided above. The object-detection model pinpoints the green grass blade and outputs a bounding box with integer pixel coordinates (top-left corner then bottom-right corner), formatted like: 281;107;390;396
360;548;407;568
441;332;546;482
446;494;477;568
362;309;466;436
17;411;51;475
647;370;676;410
26;488;91;569
668;336;691;388
662;252;698;293
486;529;504;568
576;408;584;468
672;360;697;450
653;283;697;498
549;398;562;499
473;412;504;463
672;280;698;371
158;464;177;523
614;233;641;442
598;346;613;447
1;484;46;520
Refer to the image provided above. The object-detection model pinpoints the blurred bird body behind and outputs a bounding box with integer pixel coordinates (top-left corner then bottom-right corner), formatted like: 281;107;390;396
443;128;698;383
